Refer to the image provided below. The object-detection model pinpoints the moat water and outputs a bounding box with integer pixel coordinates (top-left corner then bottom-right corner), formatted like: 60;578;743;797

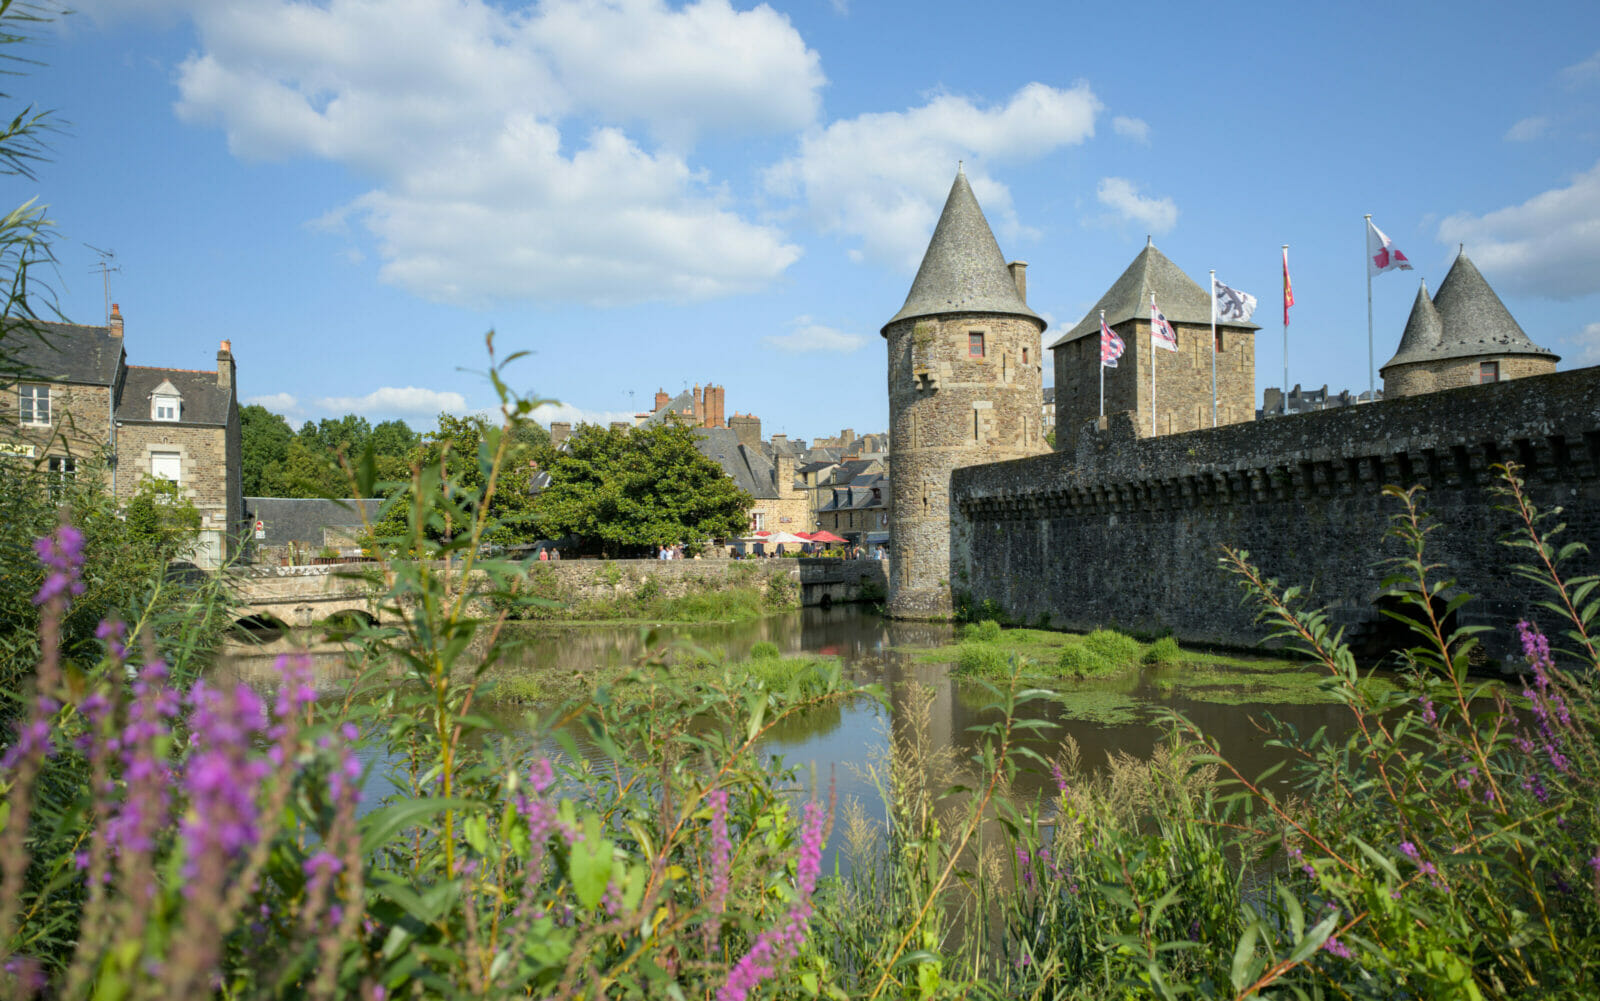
225;604;1368;820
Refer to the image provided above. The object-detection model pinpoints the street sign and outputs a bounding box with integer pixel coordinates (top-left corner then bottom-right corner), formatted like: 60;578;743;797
254;520;265;540
0;442;35;458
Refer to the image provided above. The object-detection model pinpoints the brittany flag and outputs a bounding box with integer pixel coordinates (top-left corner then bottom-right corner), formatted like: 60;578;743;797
1366;218;1413;275
1150;295;1177;352
1100;315;1125;367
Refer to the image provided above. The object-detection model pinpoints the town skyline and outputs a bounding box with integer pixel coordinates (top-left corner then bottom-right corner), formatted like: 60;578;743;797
22;0;1600;434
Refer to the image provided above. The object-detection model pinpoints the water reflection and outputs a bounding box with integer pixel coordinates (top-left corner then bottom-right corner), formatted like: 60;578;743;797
222;605;1365;824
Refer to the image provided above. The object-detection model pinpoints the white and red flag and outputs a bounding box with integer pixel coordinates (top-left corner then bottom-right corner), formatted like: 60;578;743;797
1366;219;1413;275
1150;295;1177;352
1282;246;1295;325
1100;315;1125;367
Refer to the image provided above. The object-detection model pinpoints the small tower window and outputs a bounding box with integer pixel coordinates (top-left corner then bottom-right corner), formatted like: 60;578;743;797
968;332;985;357
1022;347;1029;365
1479;361;1499;384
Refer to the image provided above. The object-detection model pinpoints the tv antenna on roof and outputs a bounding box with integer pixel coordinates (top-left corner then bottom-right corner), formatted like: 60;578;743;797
85;244;120;325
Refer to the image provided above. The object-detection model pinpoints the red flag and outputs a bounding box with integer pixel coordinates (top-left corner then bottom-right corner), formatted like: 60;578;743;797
1282;246;1294;326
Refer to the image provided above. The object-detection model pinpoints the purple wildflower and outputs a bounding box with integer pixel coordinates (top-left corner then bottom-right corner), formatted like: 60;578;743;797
1419;694;1437;726
32;523;86;607
1051;761;1068;794
718;801;826;1001
1323;936;1353;960
708;788;731;919
179;683;270;883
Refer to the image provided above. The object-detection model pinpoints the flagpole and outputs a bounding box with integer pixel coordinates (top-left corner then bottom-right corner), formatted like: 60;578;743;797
1209;269;1217;428
1098;309;1106;419
1364;214;1374;401
1282;245;1289;413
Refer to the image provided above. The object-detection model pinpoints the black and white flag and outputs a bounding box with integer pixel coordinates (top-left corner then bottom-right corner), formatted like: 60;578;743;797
1212;278;1258;323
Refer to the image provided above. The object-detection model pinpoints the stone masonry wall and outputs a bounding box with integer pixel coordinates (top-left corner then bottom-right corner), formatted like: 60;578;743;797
1384;354;1557;398
115;422;233;566
0;381;113;469
951;366;1600;668
887;310;1046;618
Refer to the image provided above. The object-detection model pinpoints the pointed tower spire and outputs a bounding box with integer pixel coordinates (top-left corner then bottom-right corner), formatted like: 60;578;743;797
1432;251;1543;353
882;169;1040;332
1382;279;1443;370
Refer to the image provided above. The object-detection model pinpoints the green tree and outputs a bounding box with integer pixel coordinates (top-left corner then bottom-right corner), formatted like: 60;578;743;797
238;403;293;495
374;411;542;550
531;419;750;558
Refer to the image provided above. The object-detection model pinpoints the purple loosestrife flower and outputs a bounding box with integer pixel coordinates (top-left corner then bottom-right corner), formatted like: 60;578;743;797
32;523;86;607
1323;937;1353;960
718;801;827;1001
1419;694;1437;726
104;660;179;860
1051;762;1069;794
179;683;270;884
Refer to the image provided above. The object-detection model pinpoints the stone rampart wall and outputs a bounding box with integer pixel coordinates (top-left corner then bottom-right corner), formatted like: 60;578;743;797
951;366;1600;667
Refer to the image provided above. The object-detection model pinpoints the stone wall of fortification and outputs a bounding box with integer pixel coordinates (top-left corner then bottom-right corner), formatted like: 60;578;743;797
1383;354;1557;398
951;366;1600;668
886;310;1045;619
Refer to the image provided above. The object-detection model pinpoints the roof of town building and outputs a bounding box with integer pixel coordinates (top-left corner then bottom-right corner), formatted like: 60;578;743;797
1052;242;1259;347
7;320;124;385
1381;252;1558;371
883;167;1042;332
244;497;383;548
117;366;232;425
693;427;800;500
638;389;698;428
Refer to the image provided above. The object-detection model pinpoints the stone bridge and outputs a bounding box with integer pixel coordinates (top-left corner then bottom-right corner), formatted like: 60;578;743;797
227;557;889;630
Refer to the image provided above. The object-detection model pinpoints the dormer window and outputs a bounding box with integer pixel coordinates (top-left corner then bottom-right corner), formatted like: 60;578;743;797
150;379;182;422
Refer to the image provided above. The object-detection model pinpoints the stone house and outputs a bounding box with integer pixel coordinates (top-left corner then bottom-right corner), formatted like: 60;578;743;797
1380;251;1557;397
1;305;243;567
817;473;889;547
1049;240;1259;451
692;426;809;534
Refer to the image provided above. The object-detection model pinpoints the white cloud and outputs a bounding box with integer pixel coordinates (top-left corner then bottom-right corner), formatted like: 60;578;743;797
1096;177;1177;234
1570;321;1600;364
1505;115;1550;142
763;317;866;353
1562;49;1600;87
531;401;638;428
244;392;302;416
316;386;468;422
766;82;1102;269
128;0;817;306
1112;115;1150;144
1436;159;1600;299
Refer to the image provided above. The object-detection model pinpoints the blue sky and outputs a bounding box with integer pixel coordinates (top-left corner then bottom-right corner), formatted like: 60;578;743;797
16;0;1600;438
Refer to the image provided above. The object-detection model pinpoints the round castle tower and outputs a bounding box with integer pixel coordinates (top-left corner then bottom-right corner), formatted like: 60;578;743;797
882;168;1047;619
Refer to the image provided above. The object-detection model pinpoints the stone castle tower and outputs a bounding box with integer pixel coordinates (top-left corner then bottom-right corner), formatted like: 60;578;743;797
883;168;1047;618
1049;240;1257;451
1380;250;1558;397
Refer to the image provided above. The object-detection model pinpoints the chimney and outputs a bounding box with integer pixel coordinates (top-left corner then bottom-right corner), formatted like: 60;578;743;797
609;421;631;434
842;428;855;445
108;303;124;338
711;384;725;428
770;433;788;453
216;339;234;392
550;421;572;448
1007;261;1028;303
775;452;795;494
730;413;762;449
693;383;704;426
653;388;669;412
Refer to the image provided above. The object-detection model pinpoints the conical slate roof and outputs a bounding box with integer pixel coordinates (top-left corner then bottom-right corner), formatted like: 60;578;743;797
1381;251;1558;371
882;168;1041;333
1380;281;1443;371
1049;242;1259;347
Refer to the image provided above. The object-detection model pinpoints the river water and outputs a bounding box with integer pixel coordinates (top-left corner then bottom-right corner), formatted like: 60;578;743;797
226;604;1362;818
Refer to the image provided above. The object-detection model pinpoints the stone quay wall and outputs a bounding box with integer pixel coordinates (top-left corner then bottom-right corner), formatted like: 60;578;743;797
950;366;1600;668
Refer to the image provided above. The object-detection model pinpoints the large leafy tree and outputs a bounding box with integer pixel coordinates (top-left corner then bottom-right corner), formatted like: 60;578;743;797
241;408;419;498
374;411;542;549
531;419;750;558
239;404;293;495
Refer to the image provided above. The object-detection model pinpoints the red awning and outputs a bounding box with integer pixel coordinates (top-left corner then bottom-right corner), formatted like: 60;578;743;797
808;530;848;544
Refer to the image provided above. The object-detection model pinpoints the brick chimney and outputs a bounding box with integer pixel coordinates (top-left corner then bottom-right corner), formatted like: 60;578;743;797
1007;261;1028;304
550;421;572;448
216;339;234;391
712;385;725;428
653;388;669;412
108;303;124;338
692;384;704;425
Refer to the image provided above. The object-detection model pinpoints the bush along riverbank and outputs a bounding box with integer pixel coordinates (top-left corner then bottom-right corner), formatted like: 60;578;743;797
4;346;1600;998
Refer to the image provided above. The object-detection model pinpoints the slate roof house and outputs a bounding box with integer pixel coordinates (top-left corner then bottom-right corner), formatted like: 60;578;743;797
244;497;383;564
817;473;889;547
1380;251;1557;397
2;305;244;567
691;426;809;535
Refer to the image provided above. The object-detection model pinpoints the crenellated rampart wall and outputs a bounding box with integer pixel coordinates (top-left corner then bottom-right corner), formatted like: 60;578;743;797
951;367;1600;668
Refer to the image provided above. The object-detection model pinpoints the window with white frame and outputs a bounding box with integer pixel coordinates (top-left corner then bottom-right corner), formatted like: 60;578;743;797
153;394;180;421
150;451;181;484
18;384;49;425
